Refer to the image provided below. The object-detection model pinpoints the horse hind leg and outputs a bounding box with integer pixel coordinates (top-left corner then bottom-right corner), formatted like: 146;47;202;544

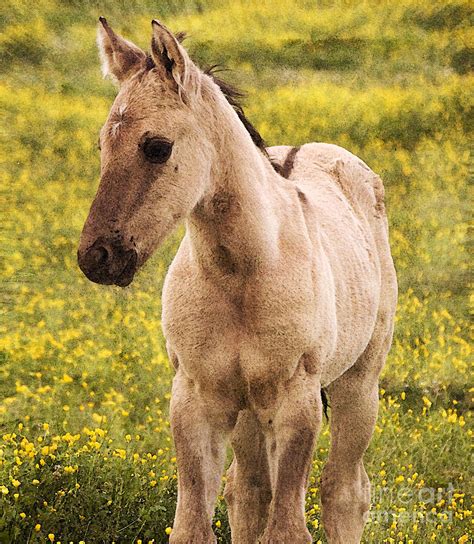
224;409;272;544
321;327;394;544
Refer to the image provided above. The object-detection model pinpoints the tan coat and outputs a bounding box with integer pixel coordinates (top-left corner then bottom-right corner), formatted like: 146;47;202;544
78;18;397;544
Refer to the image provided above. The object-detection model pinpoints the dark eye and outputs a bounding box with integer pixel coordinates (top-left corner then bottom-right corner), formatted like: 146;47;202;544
142;137;173;164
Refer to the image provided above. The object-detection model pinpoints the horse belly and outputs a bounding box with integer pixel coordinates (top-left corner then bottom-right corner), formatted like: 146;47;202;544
314;211;382;386
291;180;383;385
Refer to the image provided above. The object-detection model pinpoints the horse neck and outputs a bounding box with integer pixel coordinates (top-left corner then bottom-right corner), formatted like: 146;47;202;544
187;88;285;276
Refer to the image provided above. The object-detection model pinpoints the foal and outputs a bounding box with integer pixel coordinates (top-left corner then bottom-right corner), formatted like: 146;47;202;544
78;18;397;544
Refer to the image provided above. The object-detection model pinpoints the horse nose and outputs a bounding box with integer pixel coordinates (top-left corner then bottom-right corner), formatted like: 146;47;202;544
78;238;138;287
78;239;115;285
89;245;110;267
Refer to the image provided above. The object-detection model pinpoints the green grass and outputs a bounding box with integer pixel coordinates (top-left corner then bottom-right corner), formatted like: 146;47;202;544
0;0;472;542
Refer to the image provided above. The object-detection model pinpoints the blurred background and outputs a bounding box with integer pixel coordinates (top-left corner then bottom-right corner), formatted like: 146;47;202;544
1;1;472;542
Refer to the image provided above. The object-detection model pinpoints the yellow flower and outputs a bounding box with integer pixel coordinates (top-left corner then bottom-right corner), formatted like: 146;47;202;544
165;527;172;535
422;396;432;408
48;534;55;542
458;536;469;544
0;485;8;495
215;520;221;528
20;512;26;519
34;524;41;532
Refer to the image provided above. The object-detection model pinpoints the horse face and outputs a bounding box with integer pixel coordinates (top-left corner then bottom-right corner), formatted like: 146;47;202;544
78;18;212;286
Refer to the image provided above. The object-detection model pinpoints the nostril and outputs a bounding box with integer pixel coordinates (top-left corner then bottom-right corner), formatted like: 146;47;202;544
90;245;109;266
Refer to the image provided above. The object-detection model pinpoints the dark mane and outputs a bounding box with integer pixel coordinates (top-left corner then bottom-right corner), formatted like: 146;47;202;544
203;66;268;155
205;67;282;174
145;31;281;173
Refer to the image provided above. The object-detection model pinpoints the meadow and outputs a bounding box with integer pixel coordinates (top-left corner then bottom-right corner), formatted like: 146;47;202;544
0;0;472;542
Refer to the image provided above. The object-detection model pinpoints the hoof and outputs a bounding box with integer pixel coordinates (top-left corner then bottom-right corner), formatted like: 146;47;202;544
169;528;216;544
259;527;312;544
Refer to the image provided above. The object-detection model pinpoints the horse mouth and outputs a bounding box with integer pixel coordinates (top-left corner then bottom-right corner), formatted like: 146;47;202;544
114;251;138;287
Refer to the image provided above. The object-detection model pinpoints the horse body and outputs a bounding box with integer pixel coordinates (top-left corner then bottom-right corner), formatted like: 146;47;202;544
78;18;397;544
163;142;387;390
161;140;396;543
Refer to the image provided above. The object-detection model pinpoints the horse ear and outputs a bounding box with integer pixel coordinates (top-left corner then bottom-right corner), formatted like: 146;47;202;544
150;19;200;99
97;17;146;84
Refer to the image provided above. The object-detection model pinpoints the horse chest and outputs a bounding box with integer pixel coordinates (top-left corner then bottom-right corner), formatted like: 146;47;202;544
162;268;317;386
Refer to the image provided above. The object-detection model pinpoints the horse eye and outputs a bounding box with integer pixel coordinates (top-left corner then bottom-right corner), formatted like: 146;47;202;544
142;137;173;164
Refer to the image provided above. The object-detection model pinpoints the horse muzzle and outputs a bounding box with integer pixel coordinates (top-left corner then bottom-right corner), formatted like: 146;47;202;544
77;237;138;287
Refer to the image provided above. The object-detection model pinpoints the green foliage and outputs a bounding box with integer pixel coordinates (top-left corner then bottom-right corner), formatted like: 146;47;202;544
0;0;472;542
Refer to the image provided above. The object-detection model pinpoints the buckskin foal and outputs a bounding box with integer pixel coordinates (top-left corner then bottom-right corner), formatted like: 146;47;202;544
78;18;397;544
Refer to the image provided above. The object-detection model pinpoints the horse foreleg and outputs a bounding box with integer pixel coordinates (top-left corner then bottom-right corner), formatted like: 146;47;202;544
224;409;272;544
259;364;322;544
169;370;230;544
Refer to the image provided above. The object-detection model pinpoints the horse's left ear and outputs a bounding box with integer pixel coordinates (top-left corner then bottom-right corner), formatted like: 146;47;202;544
150;20;200;100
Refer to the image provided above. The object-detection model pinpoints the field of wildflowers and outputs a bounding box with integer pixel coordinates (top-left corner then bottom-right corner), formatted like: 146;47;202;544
1;0;472;542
